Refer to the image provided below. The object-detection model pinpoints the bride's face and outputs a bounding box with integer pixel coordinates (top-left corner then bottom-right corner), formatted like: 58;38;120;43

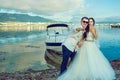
89;19;94;26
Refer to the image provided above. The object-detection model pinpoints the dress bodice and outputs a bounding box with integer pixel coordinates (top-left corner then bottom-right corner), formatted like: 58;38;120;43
85;32;94;41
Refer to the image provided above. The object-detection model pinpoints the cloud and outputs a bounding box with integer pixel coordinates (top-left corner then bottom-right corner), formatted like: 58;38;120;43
0;0;90;22
42;10;74;22
0;0;83;14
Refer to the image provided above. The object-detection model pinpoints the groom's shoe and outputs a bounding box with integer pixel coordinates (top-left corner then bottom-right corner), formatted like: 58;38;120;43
58;71;63;76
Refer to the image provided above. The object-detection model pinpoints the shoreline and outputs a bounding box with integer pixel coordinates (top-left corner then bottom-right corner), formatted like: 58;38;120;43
0;59;120;80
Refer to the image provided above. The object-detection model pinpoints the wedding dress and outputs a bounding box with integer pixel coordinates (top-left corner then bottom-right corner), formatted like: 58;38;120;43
57;32;116;80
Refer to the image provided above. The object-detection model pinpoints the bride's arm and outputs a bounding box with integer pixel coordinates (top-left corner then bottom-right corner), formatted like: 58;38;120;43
91;28;98;39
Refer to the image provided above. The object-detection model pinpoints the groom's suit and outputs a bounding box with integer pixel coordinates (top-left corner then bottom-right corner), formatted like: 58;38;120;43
60;28;83;74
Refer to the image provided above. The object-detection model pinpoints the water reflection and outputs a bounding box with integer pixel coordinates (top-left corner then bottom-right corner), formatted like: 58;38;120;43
0;22;52;44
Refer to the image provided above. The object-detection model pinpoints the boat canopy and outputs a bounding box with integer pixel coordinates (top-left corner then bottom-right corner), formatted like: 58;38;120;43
47;24;68;29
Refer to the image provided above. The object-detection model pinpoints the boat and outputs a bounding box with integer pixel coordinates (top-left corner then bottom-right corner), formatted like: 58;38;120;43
44;23;70;68
111;25;120;28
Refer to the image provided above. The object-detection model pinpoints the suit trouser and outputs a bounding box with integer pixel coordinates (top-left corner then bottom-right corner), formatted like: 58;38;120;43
60;45;76;74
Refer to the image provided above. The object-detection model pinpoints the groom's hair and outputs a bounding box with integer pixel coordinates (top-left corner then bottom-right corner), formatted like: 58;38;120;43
81;17;88;21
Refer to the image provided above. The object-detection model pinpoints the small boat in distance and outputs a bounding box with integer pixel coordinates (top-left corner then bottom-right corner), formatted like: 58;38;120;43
111;25;120;28
45;23;70;67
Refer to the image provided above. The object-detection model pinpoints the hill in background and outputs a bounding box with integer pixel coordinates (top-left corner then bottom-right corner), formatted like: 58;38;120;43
0;13;55;22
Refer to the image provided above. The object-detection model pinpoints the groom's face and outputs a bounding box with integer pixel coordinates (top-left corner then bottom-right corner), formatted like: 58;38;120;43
81;18;88;29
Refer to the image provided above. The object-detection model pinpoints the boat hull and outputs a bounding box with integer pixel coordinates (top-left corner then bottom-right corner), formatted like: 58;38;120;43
45;42;63;68
45;42;62;46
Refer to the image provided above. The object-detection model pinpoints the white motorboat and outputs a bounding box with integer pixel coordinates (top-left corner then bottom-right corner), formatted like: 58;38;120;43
45;23;70;67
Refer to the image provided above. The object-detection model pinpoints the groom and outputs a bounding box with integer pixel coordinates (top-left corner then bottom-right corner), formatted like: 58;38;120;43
60;17;89;74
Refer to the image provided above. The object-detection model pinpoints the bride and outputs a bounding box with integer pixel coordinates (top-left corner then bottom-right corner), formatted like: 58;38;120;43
57;18;116;80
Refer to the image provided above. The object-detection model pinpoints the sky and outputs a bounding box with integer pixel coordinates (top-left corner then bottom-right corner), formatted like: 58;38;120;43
0;0;120;22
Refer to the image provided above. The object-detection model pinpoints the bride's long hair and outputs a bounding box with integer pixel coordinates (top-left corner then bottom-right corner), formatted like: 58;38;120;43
83;25;89;39
83;18;95;39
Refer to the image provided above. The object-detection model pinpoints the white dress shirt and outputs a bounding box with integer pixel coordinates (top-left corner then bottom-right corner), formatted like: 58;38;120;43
62;28;83;52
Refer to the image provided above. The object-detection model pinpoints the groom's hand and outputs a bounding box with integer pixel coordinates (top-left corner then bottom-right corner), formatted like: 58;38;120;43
76;28;84;32
77;41;83;48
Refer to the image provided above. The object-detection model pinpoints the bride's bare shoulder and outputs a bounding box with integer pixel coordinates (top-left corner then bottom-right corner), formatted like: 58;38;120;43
91;27;97;32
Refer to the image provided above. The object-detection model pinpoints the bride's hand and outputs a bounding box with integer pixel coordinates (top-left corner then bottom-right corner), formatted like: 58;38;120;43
83;29;86;33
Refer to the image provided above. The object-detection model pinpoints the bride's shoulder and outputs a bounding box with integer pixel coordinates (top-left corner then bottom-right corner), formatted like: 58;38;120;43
91;27;97;32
